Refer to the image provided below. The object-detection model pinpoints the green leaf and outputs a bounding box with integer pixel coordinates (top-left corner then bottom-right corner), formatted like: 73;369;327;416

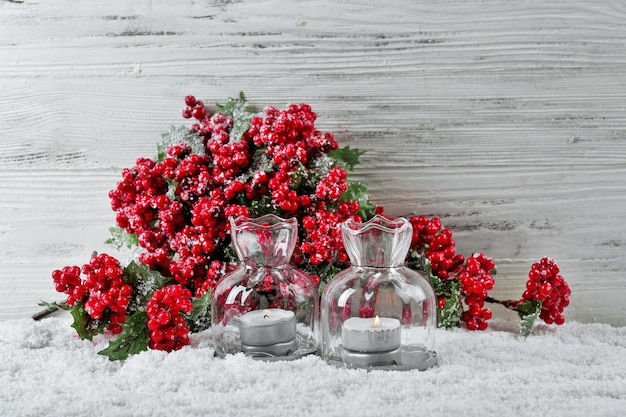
407;249;432;277
33;300;70;321
105;226;139;250
156;140;168;163
248;194;275;217
123;260;170;287
157;125;206;161
70;303;108;340
123;261;171;313
518;300;542;336
328;145;365;171
437;280;462;328
318;263;342;289
165;178;179;201
184;290;212;333
406;253;462;328
216;92;255;143
338;182;376;220
37;300;70;311
70;303;91;340
98;312;150;361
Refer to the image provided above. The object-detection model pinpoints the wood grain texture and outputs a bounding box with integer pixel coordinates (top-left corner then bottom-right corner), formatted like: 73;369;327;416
1;0;625;325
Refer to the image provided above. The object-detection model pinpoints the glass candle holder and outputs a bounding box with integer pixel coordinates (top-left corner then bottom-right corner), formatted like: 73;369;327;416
320;215;438;370
211;214;319;360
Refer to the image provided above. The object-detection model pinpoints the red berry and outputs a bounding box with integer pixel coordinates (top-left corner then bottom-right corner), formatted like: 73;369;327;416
539;282;552;297
157;311;171;325
184;95;196;107
192;106;206;120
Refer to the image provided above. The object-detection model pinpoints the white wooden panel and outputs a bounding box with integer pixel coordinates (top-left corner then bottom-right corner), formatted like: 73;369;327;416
1;0;625;325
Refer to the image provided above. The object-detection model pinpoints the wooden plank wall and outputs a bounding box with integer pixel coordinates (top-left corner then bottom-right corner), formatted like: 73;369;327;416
1;0;625;325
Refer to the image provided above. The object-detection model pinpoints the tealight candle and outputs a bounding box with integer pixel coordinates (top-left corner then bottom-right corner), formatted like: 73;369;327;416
233;308;297;357
341;315;401;368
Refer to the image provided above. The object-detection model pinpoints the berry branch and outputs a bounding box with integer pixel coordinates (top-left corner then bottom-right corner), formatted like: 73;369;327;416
404;213;571;334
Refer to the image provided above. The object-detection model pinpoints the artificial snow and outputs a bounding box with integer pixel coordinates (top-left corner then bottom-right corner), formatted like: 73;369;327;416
1;315;625;416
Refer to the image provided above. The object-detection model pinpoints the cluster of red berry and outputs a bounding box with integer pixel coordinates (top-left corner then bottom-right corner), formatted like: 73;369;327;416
409;216;465;280
408;213;573;331
146;285;193;351
300;206;355;267
458;254;495;330
108;97;362;310
522;257;571;325
52;253;131;335
408;215;495;330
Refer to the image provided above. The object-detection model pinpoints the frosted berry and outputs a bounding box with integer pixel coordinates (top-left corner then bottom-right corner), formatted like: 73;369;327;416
184;95;197;107
52;253;130;335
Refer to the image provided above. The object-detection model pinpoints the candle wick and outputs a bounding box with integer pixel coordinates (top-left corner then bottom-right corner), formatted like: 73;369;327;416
264;314;269;319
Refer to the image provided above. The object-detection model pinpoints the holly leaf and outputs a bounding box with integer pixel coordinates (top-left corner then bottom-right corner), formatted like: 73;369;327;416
37;300;70;312
248;194;275;217
123;260;170;288
406;255;462;328
156;140;168;163
407;250;432;276
123;261;171;313
69;302;109;341
437;280;462;328
165;178;179;201
184;290;212;333
328;145;365;171
157;125;206;161
317;263;343;290
216;92;255;143
105;226;139;250
338;182;376;220
518;300;542;336
33;300;70;321
70;303;92;340
98;312;149;361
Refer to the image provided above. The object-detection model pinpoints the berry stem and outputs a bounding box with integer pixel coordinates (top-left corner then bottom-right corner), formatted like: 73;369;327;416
32;301;70;321
484;296;524;310
484;296;518;308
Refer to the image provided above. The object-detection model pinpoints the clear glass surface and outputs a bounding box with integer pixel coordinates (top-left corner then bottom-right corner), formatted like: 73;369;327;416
211;214;319;359
321;215;438;370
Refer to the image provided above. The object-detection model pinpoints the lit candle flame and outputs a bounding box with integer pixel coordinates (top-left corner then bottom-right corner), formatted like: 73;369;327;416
373;315;380;327
263;309;271;319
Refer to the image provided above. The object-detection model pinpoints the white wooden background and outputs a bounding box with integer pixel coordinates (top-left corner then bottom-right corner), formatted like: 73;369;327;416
1;0;625;326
